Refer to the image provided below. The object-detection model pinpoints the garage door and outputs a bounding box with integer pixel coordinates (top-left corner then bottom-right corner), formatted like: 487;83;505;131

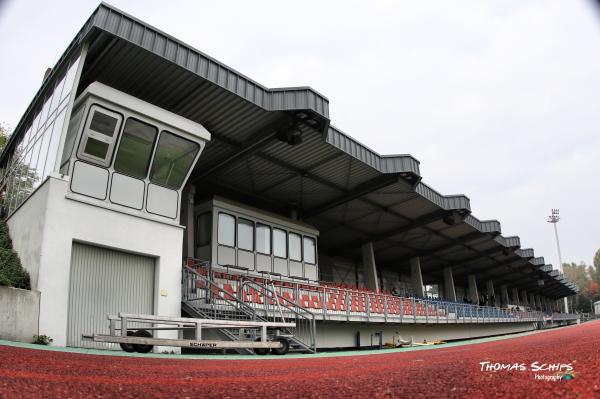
67;242;155;348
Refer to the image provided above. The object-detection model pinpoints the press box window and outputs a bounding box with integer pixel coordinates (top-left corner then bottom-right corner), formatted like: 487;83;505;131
289;233;302;262
237;218;254;251
256;224;271;255
149;131;199;189
217;213;235;247
196;212;212;247
114;118;158;178
77;105;122;166
273;228;287;258
303;237;316;264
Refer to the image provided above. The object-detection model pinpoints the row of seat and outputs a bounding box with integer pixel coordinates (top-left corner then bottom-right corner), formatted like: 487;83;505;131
196;278;444;316
188;265;525;319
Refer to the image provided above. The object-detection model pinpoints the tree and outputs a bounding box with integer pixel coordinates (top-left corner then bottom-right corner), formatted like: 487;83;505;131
0;122;9;153
563;261;599;313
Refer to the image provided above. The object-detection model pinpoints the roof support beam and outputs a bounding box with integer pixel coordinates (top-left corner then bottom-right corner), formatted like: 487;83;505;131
331;209;456;252
302;174;402;219
416;230;486;261
192;118;294;183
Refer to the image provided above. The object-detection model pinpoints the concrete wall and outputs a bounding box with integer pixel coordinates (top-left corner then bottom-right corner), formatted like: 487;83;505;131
0;286;40;342
6;182;49;289
7;175;185;347
315;321;536;349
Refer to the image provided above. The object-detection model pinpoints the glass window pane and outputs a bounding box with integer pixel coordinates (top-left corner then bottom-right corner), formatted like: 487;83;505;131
44;109;66;176
90;111;118;137
36;123;53;183
114;118;157;178
29;137;43;189
303;237;316;264
273;228;287;258
149;131;199;189
83;137;109;159
237;218;254;251
31;112;42;136
60;106;84;168
49;76;66;115
289;233;302;262
60;57;80;103
217;213;235;247
39;97;52;127
256;224;271;255
22;127;32;151
196;212;212;247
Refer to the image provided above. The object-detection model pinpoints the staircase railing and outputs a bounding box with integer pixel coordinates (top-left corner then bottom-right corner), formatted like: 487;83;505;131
239;277;317;353
182;264;316;353
182;265;266;354
182;265;261;322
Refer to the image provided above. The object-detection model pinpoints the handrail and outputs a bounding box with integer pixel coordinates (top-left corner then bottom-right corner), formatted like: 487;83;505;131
239;276;317;353
183;265;261;322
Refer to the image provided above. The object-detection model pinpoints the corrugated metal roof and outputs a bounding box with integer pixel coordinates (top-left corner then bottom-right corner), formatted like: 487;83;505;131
90;3;329;117
326;126;420;176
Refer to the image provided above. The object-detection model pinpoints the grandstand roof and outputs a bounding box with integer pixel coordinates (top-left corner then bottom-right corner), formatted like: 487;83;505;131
0;2;577;299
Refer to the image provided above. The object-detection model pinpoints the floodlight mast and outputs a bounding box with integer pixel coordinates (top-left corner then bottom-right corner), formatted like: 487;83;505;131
547;209;568;313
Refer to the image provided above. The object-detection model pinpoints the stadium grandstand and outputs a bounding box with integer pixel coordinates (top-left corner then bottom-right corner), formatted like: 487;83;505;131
0;2;580;353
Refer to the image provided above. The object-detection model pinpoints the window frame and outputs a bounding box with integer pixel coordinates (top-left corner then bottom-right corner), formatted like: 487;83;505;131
195;212;212;247
255;223;272;255
148;130;200;190
77;104;123;167
303;236;317;265
273;228;288;259
288;232;303;262
217;212;236;248
237;217;255;252
113;117;158;179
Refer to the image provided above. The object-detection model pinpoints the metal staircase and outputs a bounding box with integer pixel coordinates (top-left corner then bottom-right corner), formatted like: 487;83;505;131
182;265;316;354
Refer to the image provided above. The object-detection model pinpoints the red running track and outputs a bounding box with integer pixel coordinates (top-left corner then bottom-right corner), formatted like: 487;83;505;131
1;321;599;399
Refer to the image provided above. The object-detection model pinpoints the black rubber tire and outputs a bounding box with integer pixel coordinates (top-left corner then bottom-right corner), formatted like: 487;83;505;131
120;331;136;353
132;330;154;353
271;337;290;355
254;338;270;355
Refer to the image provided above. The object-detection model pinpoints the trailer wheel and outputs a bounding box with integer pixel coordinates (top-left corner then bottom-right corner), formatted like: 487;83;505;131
120;331;136;353
271;337;290;355
132;330;154;353
254;338;269;355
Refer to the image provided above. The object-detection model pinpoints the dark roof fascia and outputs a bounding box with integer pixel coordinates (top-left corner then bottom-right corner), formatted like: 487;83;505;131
325;125;421;177
414;182;470;212
464;215;501;235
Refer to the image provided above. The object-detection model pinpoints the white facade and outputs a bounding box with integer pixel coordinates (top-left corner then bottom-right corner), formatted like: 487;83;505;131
8;175;185;347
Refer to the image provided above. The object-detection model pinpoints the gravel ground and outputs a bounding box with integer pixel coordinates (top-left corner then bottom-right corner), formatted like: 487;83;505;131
1;321;599;398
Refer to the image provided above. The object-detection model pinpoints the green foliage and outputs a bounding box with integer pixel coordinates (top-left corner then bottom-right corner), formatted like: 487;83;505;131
32;334;53;345
0;219;30;289
563;260;599;313
0;218;12;248
0;122;9;154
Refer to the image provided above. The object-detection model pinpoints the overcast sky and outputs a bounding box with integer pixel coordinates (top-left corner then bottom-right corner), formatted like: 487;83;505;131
1;0;599;267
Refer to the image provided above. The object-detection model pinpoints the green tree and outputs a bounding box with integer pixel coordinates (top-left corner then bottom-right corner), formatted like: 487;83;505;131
0;218;30;289
0;122;9;153
563;261;598;313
